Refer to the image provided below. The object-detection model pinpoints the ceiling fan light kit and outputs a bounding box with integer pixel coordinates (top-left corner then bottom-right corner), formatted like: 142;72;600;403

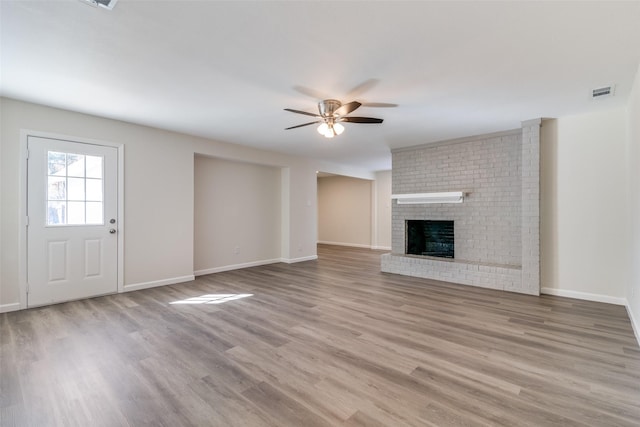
285;99;383;138
317;122;344;138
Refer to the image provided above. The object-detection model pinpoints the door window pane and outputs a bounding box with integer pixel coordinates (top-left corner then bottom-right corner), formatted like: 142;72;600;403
46;151;105;226
66;154;85;177
86;179;102;201
67;177;85;200
48;152;66;175
48;176;66;200
67;202;85;225
47;201;66;225
85;156;103;179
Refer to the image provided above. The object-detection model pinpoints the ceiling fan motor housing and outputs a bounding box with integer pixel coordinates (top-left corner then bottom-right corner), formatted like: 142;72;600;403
318;99;342;117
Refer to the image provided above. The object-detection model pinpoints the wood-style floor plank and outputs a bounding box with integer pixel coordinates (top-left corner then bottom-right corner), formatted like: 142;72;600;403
1;244;639;426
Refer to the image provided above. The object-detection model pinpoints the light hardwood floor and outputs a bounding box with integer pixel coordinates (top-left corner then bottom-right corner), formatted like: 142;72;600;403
2;244;639;426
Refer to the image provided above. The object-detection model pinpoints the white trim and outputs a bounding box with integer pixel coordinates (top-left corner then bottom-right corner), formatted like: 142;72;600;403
371;179;378;250
195;259;281;276
0;303;21;313
20;129;125;305
116;144;125;293
281;255;318;264
123;275;194;292
19;134;28;310
541;287;626;305
392;192;464;204
316;241;391;250
280;167;291;261
317;241;372;249
626;301;640;347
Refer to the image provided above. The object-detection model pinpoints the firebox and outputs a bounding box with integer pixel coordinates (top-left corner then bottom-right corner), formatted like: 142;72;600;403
405;220;454;258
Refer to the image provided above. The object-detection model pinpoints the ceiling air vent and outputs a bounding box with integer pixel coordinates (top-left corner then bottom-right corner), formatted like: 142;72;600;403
80;0;118;10
591;85;615;100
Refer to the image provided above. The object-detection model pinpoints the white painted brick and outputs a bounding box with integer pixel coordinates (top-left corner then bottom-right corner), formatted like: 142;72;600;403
386;124;540;296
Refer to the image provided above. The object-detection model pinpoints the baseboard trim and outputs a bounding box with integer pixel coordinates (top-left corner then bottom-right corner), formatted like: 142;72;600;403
317;242;392;251
0;302;21;313
124;275;195;292
195;259;281;276
541;287;626;306
626;301;640;347
281;255;318;264
317;241;372;249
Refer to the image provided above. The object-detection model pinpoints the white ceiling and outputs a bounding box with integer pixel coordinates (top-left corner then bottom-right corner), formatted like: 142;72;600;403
2;1;640;171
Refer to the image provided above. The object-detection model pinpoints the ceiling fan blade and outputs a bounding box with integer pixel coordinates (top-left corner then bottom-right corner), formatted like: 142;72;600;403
340;117;384;124
361;102;398;108
334;101;362;116
285;121;322;130
284;108;321;118
346;79;379;98
292;85;329;100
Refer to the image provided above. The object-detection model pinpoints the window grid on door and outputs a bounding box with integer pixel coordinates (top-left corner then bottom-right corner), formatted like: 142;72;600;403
47;151;104;225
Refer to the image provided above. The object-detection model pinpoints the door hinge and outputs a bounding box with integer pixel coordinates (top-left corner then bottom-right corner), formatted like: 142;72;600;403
25;216;29;227
25;148;30;159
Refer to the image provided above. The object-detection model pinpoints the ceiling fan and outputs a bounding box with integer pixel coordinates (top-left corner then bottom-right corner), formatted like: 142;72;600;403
284;99;383;138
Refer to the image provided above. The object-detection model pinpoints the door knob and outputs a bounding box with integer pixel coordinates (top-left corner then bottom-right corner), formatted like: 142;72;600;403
109;229;116;234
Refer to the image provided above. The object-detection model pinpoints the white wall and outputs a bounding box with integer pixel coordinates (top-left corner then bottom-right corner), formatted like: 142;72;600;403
540;108;629;303
317;175;372;248
626;64;640;340
315;171;392;250
0;100;3;307
0;99;188;305
373;170;392;250
1;98;381;310
194;155;281;273
540;119;559;296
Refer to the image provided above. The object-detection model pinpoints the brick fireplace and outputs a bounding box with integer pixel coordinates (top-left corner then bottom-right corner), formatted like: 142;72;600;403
381;120;541;295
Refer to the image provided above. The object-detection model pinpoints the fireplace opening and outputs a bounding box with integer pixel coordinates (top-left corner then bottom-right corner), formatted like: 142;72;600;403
406;220;454;258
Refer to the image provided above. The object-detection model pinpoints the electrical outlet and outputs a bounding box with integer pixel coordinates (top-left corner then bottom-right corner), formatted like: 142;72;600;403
233;246;240;254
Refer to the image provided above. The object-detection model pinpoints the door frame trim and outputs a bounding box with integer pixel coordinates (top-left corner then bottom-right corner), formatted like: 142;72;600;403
19;129;125;309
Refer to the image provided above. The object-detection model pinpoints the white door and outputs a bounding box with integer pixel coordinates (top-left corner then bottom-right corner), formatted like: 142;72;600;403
27;136;119;307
